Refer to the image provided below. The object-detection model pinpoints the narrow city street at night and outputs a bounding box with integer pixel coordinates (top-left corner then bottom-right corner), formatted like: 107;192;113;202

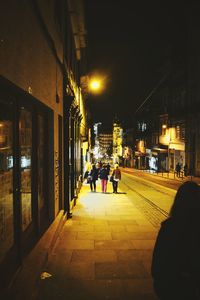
1;1;200;299
4;170;200;300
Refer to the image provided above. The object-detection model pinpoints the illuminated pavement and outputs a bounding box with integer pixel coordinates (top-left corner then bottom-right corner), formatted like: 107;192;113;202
8;168;197;300
6;169;200;299
36;179;158;300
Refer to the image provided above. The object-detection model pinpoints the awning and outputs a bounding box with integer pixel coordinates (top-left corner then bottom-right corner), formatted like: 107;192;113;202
152;151;158;156
134;151;146;156
169;142;185;151
153;148;167;153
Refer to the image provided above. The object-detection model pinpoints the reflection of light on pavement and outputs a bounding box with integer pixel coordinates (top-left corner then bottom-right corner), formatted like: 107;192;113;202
78;179;124;220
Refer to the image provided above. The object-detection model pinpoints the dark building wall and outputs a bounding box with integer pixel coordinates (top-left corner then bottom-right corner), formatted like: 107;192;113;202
0;0;87;286
0;0;64;221
0;0;63;111
186;3;200;176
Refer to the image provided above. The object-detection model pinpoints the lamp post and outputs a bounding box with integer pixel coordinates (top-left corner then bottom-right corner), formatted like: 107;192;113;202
162;124;170;172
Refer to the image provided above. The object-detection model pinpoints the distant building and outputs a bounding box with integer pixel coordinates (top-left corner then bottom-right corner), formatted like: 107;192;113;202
93;122;102;160
99;133;113;158
185;5;200;176
122;128;135;167
113;121;123;164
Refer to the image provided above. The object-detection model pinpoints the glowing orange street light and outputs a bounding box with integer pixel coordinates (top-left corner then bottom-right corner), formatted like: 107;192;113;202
89;76;105;93
90;80;100;91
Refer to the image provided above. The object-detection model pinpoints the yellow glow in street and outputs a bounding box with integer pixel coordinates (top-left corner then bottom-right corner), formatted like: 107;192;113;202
89;77;104;93
90;80;100;90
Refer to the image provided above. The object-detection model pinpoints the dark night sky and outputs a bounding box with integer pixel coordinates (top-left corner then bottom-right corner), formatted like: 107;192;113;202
85;0;187;129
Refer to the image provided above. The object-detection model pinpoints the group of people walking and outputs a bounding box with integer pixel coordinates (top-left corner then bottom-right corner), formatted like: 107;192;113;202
86;163;121;193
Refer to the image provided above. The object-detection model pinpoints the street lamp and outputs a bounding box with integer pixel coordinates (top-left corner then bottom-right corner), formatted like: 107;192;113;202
162;124;170;172
89;76;105;94
90;80;101;91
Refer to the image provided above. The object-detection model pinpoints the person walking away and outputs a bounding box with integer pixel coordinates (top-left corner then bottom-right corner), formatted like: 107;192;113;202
175;162;181;178
151;181;200;299
88;164;99;192
112;164;121;193
84;161;91;182
99;164;109;193
184;163;188;177
106;163;111;175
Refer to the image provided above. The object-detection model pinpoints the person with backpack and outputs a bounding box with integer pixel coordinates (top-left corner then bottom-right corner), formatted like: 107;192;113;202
111;164;121;193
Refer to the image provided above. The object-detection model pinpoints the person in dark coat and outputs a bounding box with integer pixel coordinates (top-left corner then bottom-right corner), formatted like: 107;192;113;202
151;181;200;299
176;162;181;177
88;164;99;192
106;163;111;174
99;164;109;193
184;164;188;177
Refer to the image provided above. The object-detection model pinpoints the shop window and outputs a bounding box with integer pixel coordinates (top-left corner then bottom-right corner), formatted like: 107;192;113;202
38;115;45;212
20;109;32;231
0;100;14;262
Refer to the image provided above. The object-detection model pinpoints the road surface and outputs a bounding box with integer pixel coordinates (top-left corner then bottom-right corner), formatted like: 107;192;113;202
120;170;176;227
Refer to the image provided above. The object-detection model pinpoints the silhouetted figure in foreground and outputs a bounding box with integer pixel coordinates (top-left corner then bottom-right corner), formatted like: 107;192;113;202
151;181;200;299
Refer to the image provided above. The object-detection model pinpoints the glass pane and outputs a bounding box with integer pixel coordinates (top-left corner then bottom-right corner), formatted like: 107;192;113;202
0;101;14;263
38;115;45;211
20;109;32;231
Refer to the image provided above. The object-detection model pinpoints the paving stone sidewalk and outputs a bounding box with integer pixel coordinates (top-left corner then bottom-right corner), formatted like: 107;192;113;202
37;180;158;300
